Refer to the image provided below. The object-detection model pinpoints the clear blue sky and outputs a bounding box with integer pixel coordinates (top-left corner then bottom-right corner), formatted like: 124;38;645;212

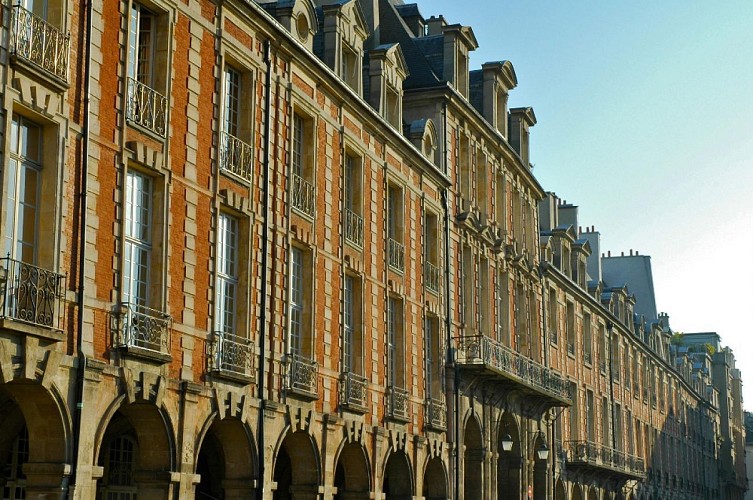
429;0;753;409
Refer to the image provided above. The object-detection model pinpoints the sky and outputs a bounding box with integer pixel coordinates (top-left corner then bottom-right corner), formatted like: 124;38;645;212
428;0;753;409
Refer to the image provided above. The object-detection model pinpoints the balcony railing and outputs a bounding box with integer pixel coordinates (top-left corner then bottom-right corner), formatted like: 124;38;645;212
567;342;575;355
0;257;65;330
599;360;607;373
425;261;440;294
387;238;404;273
387;385;409;421
10;5;70;82
454;334;571;405
425;398;446;430
584;352;592;364
344;208;363;248
116;303;171;356
565;440;646;479
219;131;253;181
286;353;318;396
126;77;167;137
340;371;368;410
291;174;315;217
209;331;254;379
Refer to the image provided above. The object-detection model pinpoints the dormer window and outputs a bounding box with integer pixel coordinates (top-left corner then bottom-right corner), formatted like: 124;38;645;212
457;52;468;97
367;44;407;130
408;119;438;166
319;0;367;93
296;13;310;43
341;45;359;90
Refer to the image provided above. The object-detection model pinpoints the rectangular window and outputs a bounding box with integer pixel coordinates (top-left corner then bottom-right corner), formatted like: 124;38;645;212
341;44;359;91
387;297;404;388
514;283;527;352
599;325;607;373
586;389;595;442
385;86;400;128
425;315;441;398
459;135;471;203
583;312;592;364
123;170;152;307
496;271;509;345
547;288;557;344
612;336;621;381
462;246;475;331
479;258;489;335
495;173;506;230
568;382;578;440
127;3;154;85
215;213;238;335
343;275;362;374
602;396;610;446
475;149;487;213
566;301;575;355
291;112;314;216
289;247;306;356
222;66;241;137
344;154;363;247
387;184;404;272
4;115;41;264
424;212;440;293
615;404;623;450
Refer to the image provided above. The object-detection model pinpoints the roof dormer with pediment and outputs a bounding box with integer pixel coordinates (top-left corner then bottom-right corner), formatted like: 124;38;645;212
367;43;408;129
470;60;517;136
316;0;368;93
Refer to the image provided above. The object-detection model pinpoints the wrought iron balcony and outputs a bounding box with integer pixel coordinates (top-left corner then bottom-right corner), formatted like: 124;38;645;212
387;385;409;421
453;334;571;407
116;303;171;357
340;371;368;411
425;398;446;430
286;353;318;397
126;77;167;137
344;208;363;248
584;352;593;364
219;131;253;180
387;238;404;273
291;174;315;217
209;331;254;380
565;440;646;480
424;261;440;294
600;360;607;373
0;257;65;331
567;342;575;355
10;5;70;83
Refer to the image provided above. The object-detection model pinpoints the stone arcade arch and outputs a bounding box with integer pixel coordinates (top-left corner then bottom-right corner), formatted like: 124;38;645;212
422;456;448;500
572;483;584;500
463;414;483;499
532;433;547;500
554;478;567;500
333;441;370;499
272;430;320;499
382;449;413;499
96;401;176;499
588;486;598;500
497;413;522;499
0;381;71;497
195;416;257;499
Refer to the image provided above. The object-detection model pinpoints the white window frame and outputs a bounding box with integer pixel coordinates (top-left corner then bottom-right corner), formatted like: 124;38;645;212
123;170;152;307
222;65;241;137
289;247;304;356
215;212;239;335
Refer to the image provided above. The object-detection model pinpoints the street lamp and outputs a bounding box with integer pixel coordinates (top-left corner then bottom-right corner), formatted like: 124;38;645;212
501;433;514;452
536;438;550;461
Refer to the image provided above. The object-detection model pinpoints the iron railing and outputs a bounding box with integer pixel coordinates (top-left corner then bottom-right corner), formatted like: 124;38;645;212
10;5;69;82
584;351;592;364
425;261;440;294
219;131;253;180
425;398;446;430
126;77;167;137
387;385;409;421
567;342;575;355
209;331;254;378
344;208;363;247
387;238;404;273
117;303;171;355
565;440;646;478
0;257;64;330
286;353;318;395
454;334;571;403
291;174;315;217
340;371;368;410
599;360;607;373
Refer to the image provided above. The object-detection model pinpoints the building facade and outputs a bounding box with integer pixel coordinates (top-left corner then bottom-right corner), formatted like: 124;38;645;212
0;0;745;499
